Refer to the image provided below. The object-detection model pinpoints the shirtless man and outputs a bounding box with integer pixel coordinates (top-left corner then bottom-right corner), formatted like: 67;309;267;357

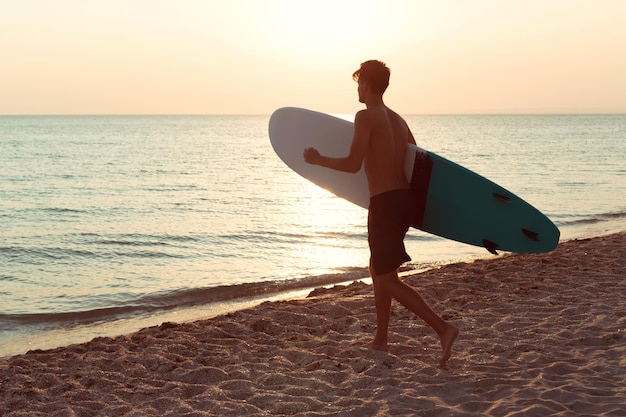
303;60;458;365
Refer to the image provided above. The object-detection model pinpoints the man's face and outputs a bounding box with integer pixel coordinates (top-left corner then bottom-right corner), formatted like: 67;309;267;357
357;79;367;103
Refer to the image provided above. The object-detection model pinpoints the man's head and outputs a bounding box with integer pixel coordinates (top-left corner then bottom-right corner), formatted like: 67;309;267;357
352;60;390;95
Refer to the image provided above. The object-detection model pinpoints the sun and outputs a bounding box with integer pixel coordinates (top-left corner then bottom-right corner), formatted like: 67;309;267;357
277;4;362;57
254;0;380;60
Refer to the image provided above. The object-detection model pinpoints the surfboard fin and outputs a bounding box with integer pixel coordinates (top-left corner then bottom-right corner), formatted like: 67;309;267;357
482;239;499;255
492;192;510;202
521;228;540;241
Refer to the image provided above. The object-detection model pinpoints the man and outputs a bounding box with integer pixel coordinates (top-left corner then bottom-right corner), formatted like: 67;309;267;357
303;60;458;365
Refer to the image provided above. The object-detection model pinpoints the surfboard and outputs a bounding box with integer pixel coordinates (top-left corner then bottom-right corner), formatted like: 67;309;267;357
269;107;560;254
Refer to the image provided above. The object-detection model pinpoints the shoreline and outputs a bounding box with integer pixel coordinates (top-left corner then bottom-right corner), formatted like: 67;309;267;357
2;216;624;360
0;264;428;360
1;231;624;416
1;226;618;360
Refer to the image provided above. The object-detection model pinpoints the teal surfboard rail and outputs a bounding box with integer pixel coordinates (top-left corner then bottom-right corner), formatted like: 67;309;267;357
412;150;560;254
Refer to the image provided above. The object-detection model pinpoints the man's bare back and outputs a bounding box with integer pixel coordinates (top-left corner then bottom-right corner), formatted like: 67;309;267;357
358;105;415;197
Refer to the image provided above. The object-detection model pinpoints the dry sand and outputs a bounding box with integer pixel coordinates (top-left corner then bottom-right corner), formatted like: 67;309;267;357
1;232;624;416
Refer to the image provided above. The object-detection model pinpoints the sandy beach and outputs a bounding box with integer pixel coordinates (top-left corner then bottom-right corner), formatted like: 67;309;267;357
1;232;624;416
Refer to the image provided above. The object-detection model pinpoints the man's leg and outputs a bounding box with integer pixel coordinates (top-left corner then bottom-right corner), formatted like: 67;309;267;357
370;268;459;365
369;259;392;351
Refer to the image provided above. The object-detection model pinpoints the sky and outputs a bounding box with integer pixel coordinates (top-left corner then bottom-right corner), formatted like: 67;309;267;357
1;0;625;115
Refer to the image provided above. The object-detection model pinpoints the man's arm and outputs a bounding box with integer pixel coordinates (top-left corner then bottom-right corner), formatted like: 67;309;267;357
304;110;371;173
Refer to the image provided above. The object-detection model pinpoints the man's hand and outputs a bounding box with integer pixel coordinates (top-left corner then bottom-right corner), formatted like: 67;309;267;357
303;147;321;165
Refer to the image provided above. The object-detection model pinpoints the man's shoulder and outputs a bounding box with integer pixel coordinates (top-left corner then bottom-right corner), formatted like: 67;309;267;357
355;107;388;123
356;107;407;127
384;107;405;122
354;108;371;120
354;109;374;130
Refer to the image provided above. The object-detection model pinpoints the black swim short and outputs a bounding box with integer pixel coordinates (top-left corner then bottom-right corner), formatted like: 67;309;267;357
368;189;416;276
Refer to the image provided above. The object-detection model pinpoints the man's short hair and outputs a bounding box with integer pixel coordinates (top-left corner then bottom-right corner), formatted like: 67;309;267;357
352;60;390;94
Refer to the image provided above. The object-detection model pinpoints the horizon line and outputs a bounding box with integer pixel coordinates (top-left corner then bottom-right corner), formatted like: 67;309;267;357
1;111;625;117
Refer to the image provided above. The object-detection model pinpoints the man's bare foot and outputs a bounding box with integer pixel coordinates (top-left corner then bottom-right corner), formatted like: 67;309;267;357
365;339;388;352
439;324;459;366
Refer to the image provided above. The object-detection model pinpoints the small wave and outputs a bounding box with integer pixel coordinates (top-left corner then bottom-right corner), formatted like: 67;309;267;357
0;246;95;261
0;305;155;330
220;230;369;245
223;230;312;242
558;210;626;227
42;207;86;214
0;268;372;330
83;233;199;246
138;268;372;308
96;239;170;247
111;250;186;259
605;211;626;219
0;244;183;262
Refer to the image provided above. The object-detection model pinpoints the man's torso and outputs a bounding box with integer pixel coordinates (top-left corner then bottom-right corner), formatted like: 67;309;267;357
361;106;411;197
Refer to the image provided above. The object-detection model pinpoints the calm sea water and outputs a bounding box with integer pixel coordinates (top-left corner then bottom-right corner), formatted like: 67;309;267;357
1;114;625;356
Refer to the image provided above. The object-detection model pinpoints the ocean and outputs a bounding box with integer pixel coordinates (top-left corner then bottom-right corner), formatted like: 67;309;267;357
1;114;625;357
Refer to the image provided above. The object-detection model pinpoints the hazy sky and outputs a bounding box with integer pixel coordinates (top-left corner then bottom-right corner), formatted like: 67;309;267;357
2;0;625;115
